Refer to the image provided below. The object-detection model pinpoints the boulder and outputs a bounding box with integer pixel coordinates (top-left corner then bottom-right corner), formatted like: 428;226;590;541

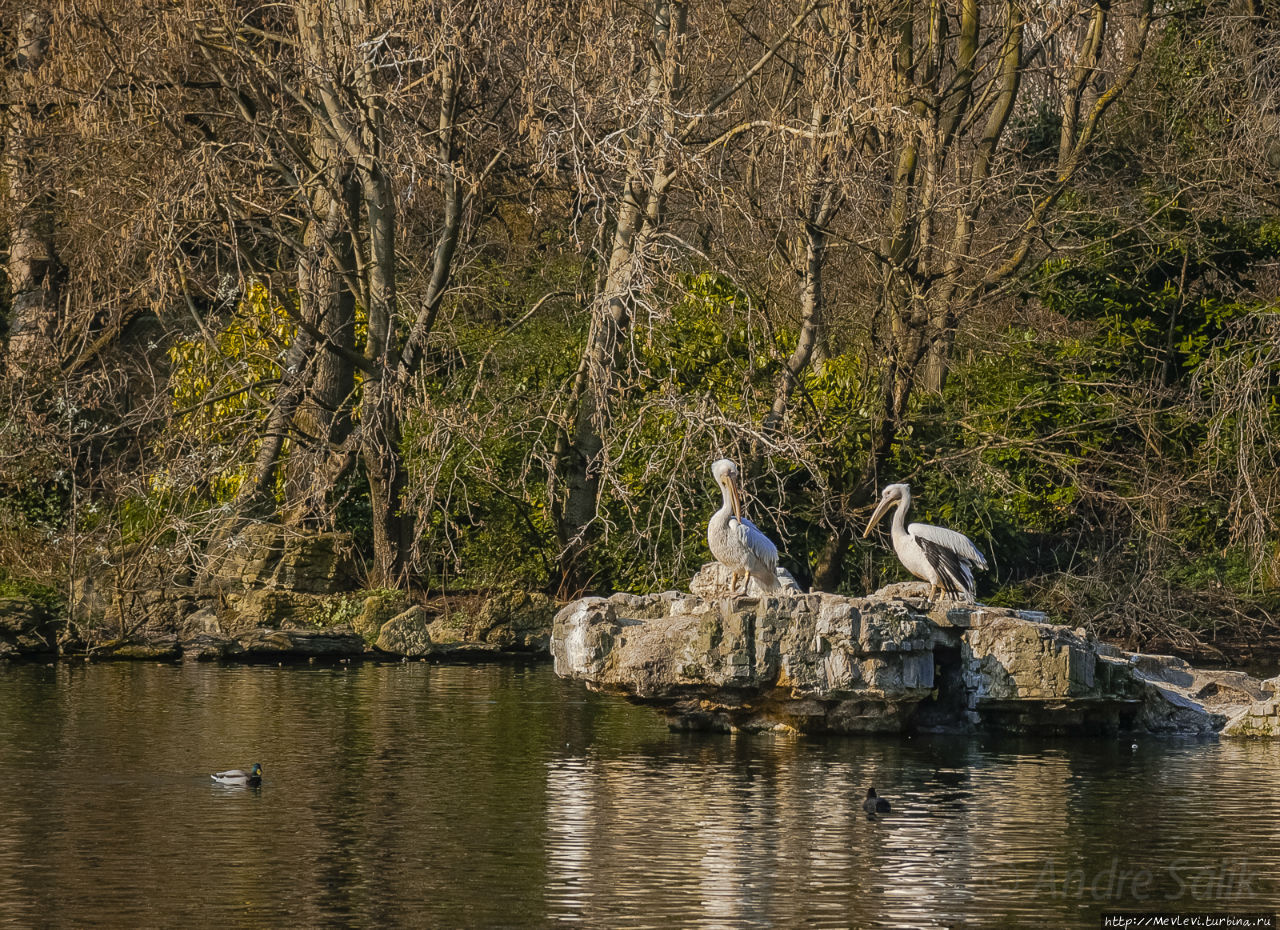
224;588;324;632
369;592;557;659
1221;676;1280;738
375;606;436;658
373;604;514;659
354;591;410;642
552;586;1280;738
553;591;941;733
963;616;1100;701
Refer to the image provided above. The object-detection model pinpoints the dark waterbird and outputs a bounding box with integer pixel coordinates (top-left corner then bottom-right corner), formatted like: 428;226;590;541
211;762;263;787
863;787;891;816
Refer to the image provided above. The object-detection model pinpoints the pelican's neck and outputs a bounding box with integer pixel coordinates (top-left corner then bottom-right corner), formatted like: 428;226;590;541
715;481;736;523
890;489;911;540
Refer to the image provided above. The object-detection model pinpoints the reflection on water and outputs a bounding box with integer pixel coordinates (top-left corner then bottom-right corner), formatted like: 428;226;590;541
1;661;1277;928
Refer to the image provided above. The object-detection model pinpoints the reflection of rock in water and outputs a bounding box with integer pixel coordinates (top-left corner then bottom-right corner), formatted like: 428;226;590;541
696;809;752;928
552;574;1280;738
545;757;596;923
543;740;1100;927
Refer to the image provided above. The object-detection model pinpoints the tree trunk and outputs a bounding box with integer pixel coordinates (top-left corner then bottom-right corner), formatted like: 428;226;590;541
552;0;686;593
360;157;411;586
362;377;411;586
4;10;59;374
810;414;895;592
285;147;359;525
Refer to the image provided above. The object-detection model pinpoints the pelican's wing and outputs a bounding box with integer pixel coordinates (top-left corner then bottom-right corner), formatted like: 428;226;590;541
911;535;973;598
731;516;779;586
907;522;987;569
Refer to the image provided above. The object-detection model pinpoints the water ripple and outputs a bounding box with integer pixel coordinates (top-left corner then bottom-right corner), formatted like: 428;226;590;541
1;662;1277;928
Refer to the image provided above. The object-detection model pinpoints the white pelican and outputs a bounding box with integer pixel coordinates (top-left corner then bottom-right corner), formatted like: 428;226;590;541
708;458;780;594
862;483;987;601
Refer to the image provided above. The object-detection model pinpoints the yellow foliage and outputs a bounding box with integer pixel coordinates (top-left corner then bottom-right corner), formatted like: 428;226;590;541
167;280;297;500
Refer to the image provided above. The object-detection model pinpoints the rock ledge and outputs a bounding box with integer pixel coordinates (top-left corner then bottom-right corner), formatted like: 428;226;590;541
551;573;1279;737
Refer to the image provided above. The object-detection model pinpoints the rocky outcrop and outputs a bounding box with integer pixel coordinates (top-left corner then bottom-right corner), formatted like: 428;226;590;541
56;523;556;662
0;596;58;657
372;592;555;659
207;524;357;595
552;571;1279;737
688;561;803;598
1220;676;1280;738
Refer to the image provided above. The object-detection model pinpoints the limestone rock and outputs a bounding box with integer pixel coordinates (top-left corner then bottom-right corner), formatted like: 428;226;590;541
872;581;933;601
354;591;410;642
1222;677;1280;738
470;591;555;651
552;588;1279;738
963;617;1099;701
689;561;803;598
553;592;941;733
225;588;324;632
376;606;436;657
208;524;356;595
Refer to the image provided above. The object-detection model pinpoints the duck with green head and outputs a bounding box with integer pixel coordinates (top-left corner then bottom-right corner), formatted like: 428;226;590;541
211;763;262;787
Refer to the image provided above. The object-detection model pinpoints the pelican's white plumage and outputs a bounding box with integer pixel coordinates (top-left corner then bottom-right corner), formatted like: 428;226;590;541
708;458;779;594
862;483;987;601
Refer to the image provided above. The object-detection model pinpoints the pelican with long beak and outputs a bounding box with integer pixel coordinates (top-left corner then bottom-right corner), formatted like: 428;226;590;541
863;483;987;601
708;458;780;595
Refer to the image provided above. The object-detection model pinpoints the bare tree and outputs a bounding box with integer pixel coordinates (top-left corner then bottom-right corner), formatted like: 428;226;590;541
183;0;517;585
540;0;820;592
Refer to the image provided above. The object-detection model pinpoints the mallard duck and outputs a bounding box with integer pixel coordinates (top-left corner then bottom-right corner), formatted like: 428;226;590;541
863;786;891;816
211;763;263;787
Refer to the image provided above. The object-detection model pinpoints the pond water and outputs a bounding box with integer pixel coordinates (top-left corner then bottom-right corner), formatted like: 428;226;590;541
1;660;1277;928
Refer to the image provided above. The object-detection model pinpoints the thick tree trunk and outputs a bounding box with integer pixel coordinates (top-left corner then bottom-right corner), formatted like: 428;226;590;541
360;159;412;586
553;173;649;589
285;154;359;525
4;10;58;374
361;378;411;586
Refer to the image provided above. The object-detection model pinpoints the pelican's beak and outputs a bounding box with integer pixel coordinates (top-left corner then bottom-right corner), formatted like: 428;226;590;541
728;477;743;520
862;497;892;538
